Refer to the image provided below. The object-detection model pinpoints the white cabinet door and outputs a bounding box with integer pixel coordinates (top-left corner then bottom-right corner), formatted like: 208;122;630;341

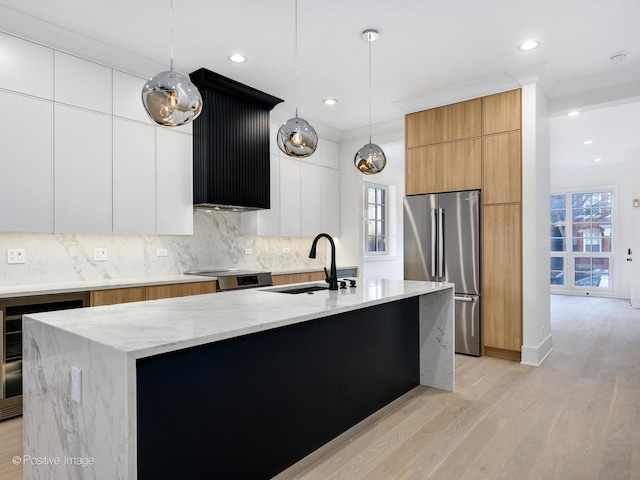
54;52;112;114
321;167;340;236
53;51;112;113
304;138;339;169
0;91;53;232
113;119;156;233
156;129;193;235
300;163;323;237
0;32;53;99
54;105;112;233
279;155;301;237
300;163;340;238
113;70;152;124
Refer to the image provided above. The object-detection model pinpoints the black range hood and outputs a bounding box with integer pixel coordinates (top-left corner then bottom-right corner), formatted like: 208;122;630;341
190;68;284;211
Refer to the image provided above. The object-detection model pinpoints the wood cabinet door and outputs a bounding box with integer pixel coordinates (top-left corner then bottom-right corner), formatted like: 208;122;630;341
442;138;482;192
442;98;482;142
482;131;521;204
482;204;522;354
405;108;442;148
405;144;442;195
90;287;146;306
145;282;217;301
482;89;521;135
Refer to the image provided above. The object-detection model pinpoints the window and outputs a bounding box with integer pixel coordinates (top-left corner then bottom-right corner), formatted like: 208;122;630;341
549;190;613;292
364;183;388;254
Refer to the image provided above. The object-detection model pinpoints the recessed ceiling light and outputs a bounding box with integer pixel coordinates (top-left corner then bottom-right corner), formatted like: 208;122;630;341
323;98;338;106
584;140;593;145
518;40;540;51
568;111;580;117
228;54;246;63
594;158;602;162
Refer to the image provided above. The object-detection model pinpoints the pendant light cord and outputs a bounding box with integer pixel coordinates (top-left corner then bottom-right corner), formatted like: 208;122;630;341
169;0;175;72
294;0;299;118
368;33;372;144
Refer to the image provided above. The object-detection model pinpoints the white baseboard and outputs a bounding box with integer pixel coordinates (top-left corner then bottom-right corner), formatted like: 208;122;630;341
521;334;553;367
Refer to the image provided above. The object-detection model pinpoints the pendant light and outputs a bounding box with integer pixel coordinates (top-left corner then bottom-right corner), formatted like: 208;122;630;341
142;0;202;127
354;29;386;175
277;0;318;158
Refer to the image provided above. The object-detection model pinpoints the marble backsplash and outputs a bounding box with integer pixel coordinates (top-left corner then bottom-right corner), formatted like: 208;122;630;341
0;210;328;286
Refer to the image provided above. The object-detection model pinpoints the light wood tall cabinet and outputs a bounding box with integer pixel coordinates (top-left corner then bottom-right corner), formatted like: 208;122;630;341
482;131;522;204
405;89;523;360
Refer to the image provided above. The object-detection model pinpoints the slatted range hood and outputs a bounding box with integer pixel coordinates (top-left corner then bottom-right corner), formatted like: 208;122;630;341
190;68;283;211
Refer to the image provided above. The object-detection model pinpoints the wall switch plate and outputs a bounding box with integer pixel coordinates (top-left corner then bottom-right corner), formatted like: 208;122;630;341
71;367;82;404
94;248;108;262
156;248;168;257
245;247;253;255
283;247;290;254
6;248;25;264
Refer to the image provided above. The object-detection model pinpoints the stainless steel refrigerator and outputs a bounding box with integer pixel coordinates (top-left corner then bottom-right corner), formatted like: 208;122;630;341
404;190;481;356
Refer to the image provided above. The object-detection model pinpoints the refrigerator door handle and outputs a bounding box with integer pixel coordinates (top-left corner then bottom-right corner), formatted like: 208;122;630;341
431;208;437;278
438;207;444;278
454;296;477;303
455;295;477;337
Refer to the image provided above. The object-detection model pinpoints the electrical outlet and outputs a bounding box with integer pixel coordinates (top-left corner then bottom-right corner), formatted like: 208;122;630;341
156;248;168;257
71;367;82;404
7;249;25;264
94;248;108;262
283;247;290;254
245;247;253;255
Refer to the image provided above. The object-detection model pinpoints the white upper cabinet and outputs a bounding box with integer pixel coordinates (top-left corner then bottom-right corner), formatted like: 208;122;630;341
54;105;112;233
242;136;341;238
54;51;112;114
0;91;53;232
0;32;53;99
156;129;193;235
304;138;339;169
113;70;152;124
113;119;157;233
279;155;301;237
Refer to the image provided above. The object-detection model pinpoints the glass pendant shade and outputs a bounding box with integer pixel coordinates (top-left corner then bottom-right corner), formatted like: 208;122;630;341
277;115;318;158
142;68;202;127
354;142;387;175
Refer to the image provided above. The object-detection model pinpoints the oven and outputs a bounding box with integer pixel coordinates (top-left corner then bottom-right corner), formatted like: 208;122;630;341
0;292;89;421
185;270;273;291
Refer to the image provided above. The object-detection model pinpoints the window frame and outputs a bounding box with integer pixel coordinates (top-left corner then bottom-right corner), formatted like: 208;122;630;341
363;182;389;256
550;188;614;294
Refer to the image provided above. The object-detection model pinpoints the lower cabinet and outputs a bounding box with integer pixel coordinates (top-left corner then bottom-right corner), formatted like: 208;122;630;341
272;268;357;286
272;271;326;286
145;281;217;301
90;281;217;307
482;203;522;359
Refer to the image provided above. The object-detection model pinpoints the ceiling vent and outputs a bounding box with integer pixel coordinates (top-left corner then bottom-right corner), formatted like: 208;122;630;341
190;68;283;211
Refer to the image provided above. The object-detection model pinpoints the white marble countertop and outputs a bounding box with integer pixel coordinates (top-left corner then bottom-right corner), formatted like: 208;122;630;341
0;274;217;299
26;278;453;359
0;266;358;298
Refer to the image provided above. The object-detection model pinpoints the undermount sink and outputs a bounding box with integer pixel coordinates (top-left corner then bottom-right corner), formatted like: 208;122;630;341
265;283;329;295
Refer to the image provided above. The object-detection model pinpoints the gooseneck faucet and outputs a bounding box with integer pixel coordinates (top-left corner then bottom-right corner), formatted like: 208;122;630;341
309;233;338;290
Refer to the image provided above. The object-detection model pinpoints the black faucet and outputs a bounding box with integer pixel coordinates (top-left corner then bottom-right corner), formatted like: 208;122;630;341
309;233;338;290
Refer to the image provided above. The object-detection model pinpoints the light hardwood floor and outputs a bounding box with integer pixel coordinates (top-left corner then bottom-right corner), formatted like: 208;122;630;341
1;295;638;480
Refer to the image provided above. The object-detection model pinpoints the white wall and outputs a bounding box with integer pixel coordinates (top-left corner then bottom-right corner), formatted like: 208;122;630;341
632;163;640;307
337;130;405;279
521;83;553;366
550;166;634;299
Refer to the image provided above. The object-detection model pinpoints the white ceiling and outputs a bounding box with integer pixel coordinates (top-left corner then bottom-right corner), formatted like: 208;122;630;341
1;0;639;169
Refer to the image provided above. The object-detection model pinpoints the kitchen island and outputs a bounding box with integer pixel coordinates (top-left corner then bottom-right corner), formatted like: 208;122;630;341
22;278;454;479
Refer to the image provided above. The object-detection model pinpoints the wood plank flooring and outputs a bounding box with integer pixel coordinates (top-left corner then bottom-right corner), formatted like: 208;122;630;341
1;295;638;480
